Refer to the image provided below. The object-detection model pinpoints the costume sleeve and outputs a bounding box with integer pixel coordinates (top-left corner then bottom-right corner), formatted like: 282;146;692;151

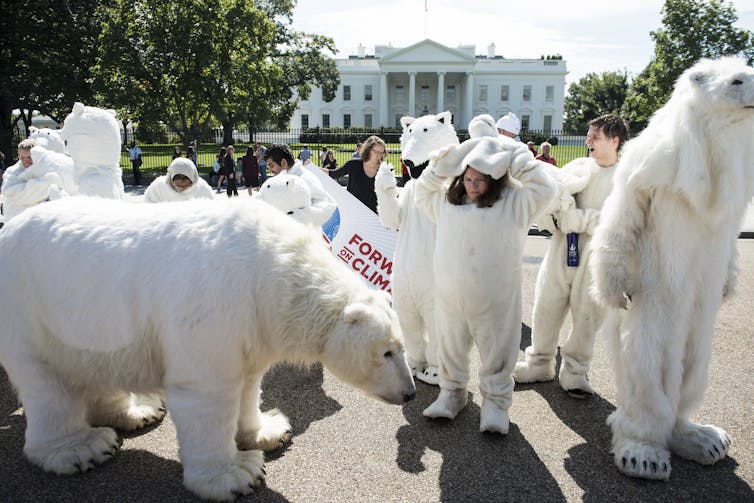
192;179;216;200
3;171;62;208
591;167;647;309
374;163;401;230
508;154;557;228
143;178;166;203
555;207;601;235
413;165;446;224
294;170;336;227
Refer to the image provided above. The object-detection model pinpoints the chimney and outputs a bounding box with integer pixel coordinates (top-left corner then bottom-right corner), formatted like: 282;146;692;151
487;43;495;59
358;43;366;58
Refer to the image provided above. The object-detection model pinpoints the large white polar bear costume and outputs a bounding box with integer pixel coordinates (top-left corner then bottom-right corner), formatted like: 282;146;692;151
591;57;754;481
374;110;459;385
28;126;66;154
58;102;125;199
0;197;415;501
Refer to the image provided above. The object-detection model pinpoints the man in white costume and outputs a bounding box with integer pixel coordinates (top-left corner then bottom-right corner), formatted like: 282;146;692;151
513;114;629;397
144;158;215;203
263;144;335;227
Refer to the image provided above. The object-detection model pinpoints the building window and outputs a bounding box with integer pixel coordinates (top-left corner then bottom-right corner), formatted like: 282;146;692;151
395;114;403;127
343;114;351;129
301;114;309;129
364;85;373;101
364;114;373;128
521;114;530;130
545;85;554;102
479;84;488;102
396;85;405;100
500;85;509;102
523;85;532;102
343;85;351;101
420;85;430;104
543;115;552;132
322;114;330;128
446;85;456;103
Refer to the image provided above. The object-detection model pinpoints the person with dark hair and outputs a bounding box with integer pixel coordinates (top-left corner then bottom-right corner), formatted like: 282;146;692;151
241;145;260;195
213;147;226;191
414;136;556;434
321;150;337;171
324;135;385;213
514;113;630;397
128;140;143;185
186;145;197;167
264;144;335;227
222;145;239;197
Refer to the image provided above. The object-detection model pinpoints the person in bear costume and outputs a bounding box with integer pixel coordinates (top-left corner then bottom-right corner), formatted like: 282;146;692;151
374;111;459;385
2;140;77;223
513;114;630;397
591;57;754;481
144;157;214;203
415;133;556;434
58;102;125;200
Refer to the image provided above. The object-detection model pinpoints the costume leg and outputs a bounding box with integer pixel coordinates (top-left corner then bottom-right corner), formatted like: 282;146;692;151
514;244;570;383
393;281;427;375
417;290;440;385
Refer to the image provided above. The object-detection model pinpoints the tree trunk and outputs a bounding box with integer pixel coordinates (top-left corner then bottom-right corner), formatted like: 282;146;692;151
222;116;234;146
0;97;14;164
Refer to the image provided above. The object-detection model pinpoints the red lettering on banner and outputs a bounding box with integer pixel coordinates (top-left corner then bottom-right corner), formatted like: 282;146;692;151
343;233;393;293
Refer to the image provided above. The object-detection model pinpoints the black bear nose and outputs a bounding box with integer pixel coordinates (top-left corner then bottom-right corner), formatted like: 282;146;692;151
403;392;415;403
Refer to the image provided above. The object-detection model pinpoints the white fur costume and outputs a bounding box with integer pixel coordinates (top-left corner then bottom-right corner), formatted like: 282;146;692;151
257;173;312;218
415;136;556;433
0;196;415;501
375;111;460;385
144;158;214;202
514;156;616;395
282;160;336;227
28;126;66;154
59;102;125;199
1;146;77;222
591;57;754;481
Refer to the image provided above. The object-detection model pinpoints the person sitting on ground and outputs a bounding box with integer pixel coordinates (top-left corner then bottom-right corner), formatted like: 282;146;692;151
325;135;386;213
535;142;557;166
144;157;214;203
264;144;336;227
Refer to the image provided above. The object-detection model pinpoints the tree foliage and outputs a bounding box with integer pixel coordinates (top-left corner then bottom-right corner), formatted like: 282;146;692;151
94;0;339;144
563;71;629;134
622;0;754;131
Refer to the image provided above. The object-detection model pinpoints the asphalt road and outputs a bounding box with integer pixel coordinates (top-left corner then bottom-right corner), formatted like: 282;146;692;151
1;236;752;502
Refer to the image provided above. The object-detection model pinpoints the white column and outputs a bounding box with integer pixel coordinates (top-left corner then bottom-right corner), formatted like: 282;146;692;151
464;72;474;126
436;72;445;113
379;72;388;127
408;72;416;118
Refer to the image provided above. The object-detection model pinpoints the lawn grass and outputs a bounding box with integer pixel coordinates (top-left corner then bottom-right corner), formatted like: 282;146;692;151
122;142;587;174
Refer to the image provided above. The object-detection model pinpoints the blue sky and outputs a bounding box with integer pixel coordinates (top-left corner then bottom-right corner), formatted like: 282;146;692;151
292;0;754;87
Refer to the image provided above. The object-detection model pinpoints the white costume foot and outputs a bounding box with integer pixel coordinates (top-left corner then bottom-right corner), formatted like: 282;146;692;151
513;358;555;383
612;438;671;480
423;389;468;419
407;357;425;378
236;408;292;451
25;426;121;475
416;366;440;386
479;399;510;435
183;449;265;501
670;420;730;465
559;367;594;398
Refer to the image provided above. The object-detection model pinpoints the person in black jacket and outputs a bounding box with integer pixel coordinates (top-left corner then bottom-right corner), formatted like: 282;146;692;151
222;145;238;197
324;135;386;213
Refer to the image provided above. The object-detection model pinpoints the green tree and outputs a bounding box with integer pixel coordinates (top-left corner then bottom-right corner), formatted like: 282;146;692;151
622;0;754;131
0;0;103;160
563;71;629;134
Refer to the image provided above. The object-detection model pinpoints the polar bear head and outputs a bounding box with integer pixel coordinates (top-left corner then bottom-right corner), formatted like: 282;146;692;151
400;111;459;179
256;173;311;215
59;102;121;168
323;290;416;405
28;126;66;154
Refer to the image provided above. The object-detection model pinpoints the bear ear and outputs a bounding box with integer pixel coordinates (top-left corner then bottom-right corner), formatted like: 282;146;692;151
73;102;84;116
344;303;373;325
400;116;415;129
689;71;708;87
437;111;452;125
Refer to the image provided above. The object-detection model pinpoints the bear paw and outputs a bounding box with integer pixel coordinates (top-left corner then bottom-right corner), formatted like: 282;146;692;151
236;408;292;452
670;420;730;465
479;400;510;435
612;439;671;481
183;449;265;501
416;366;440;386
558;367;594;398
25;426;121;475
423;388;467;420
513;359;556;383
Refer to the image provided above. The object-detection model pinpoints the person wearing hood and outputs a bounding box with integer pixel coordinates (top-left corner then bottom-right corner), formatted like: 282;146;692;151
496;112;522;142
144;157;215;203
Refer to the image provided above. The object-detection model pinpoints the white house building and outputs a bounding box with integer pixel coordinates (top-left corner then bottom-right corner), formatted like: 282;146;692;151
292;39;567;131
